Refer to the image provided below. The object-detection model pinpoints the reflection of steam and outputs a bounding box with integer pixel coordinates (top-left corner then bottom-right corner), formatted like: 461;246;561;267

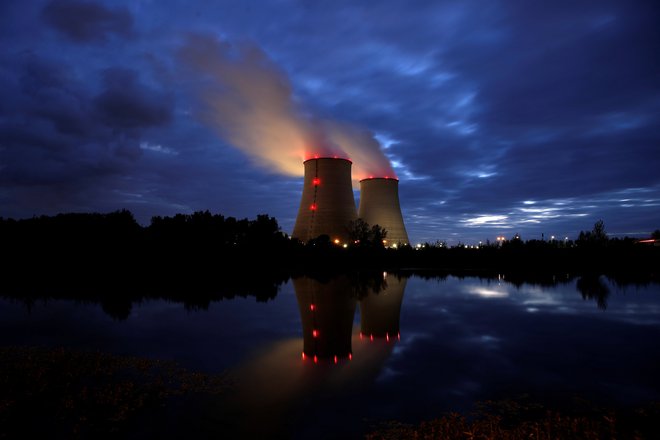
228;333;396;438
224;275;408;437
179;33;395;180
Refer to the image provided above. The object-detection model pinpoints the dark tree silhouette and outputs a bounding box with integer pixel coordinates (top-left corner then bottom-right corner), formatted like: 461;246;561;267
578;219;608;246
347;218;387;248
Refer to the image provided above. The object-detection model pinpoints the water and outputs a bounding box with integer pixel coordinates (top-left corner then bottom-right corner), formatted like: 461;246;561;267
2;274;660;438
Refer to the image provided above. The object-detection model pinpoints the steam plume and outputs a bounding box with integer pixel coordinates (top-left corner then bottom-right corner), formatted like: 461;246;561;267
179;33;395;180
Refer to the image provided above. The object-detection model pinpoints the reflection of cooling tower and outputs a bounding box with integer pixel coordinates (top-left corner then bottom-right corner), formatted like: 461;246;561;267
360;274;407;339
292;158;357;243
293;276;356;360
358;178;409;245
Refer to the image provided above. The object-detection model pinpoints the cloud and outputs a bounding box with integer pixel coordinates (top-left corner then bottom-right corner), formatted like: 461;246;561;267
42;0;133;42
178;33;395;180
93;68;172;130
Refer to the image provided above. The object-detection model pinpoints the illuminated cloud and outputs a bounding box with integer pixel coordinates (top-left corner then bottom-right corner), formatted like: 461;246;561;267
178;33;396;180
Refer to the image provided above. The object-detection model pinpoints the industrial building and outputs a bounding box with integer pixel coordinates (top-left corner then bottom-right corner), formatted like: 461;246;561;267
292;158;357;243
292;158;409;246
358;177;409;246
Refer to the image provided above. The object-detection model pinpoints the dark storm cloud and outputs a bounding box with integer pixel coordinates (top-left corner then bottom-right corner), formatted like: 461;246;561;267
1;0;658;241
42;0;133;42
94;68;172;130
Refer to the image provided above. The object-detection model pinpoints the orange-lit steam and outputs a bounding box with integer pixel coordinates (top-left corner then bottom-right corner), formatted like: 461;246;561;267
179;34;395;180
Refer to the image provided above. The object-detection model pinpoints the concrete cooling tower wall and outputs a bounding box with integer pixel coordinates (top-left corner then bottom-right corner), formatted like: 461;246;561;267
358;178;409;245
292;158;357;243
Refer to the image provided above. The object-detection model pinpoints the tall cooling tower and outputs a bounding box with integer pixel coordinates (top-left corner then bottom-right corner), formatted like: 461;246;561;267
358;178;409;245
292;158;357;243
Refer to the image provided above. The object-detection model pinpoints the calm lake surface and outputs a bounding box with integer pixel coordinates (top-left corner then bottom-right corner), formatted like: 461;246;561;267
2;274;660;438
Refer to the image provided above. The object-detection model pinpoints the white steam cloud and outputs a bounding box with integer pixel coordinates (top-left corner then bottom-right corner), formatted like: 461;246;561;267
178;33;395;180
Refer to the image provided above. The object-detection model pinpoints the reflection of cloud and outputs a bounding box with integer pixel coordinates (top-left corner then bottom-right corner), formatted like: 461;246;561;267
466;286;509;298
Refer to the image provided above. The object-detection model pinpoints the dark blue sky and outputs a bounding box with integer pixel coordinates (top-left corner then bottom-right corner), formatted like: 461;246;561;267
1;0;659;244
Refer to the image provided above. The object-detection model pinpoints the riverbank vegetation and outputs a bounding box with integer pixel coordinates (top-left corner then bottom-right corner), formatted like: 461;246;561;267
1;210;658;273
0;346;229;439
367;395;660;440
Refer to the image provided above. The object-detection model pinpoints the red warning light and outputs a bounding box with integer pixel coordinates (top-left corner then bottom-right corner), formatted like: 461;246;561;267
310;304;315;311
359;332;363;340
313;355;318;364
312;177;321;186
334;355;338;364
348;353;352;360
310;203;317;211
397;332;401;340
370;334;374;342
312;329;319;338
302;352;306;360
386;333;390;342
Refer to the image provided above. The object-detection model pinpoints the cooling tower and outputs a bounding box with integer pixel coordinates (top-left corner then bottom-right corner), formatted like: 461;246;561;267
358;178;409;245
360;273;407;340
292;158;357;243
293;276;357;361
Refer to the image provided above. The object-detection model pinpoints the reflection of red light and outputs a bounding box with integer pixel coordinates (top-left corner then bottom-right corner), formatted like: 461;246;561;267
310;304;315;311
386;333;390;342
334;355;338;364
313;355;318;364
398;332;401;340
348;353;352;360
312;178;320;186
370;334;374;341
312;329;318;338
310;203;317;211
359;332;363;340
302;352;306;360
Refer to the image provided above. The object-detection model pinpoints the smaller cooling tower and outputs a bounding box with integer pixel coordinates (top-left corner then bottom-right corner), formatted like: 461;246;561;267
358;178;409;245
292;158;357;243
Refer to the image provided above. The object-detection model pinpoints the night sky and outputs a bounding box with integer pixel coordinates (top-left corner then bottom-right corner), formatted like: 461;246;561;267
1;1;659;244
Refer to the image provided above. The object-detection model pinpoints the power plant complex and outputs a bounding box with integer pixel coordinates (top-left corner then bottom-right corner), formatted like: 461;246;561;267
292;157;409;246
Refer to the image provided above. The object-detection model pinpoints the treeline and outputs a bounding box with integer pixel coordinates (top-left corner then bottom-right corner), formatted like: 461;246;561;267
1;210;659;319
1;210;659;275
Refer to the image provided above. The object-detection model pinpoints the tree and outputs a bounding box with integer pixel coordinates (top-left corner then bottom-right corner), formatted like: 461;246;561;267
577;219;608;247
347;218;387;248
592;219;607;242
652;229;660;239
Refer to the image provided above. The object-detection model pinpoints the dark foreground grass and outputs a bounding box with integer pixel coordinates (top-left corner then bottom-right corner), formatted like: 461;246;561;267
367;396;660;440
2;345;659;439
0;346;230;439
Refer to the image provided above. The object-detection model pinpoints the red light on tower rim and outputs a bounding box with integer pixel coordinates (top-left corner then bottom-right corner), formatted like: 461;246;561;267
359;176;399;182
303;157;352;164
